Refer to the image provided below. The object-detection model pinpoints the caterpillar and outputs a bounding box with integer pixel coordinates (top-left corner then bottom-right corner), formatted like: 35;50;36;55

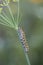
18;27;29;53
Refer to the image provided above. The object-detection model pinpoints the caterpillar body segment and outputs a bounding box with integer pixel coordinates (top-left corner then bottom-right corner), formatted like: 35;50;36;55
18;27;29;53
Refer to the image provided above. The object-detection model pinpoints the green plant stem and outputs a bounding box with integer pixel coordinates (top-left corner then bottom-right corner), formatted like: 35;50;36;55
25;53;31;65
17;0;19;25
2;12;14;25
0;23;14;28
17;28;31;65
0;14;11;25
4;0;16;26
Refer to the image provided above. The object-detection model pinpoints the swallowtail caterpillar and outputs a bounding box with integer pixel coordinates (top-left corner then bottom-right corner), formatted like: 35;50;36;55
18;27;29;53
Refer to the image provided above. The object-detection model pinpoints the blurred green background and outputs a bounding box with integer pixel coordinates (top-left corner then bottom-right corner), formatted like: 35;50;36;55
0;0;43;65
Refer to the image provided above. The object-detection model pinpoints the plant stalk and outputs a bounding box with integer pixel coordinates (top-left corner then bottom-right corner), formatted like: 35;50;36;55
25;53;31;65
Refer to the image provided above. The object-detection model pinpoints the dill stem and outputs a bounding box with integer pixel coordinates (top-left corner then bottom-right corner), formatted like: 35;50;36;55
4;0;16;26
0;19;8;25
0;14;15;28
17;27;31;65
25;53;31;65
0;18;10;26
2;12;14;25
0;14;11;25
17;0;19;25
0;19;14;28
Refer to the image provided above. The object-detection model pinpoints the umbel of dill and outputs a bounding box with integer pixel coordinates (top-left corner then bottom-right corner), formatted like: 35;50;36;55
0;0;31;65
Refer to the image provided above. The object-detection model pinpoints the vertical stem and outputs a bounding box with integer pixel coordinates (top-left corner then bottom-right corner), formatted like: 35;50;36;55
17;0;19;25
25;53;31;65
17;27;31;65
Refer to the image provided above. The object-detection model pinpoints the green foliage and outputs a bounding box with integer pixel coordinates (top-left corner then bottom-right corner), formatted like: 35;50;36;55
0;0;43;65
0;0;19;30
